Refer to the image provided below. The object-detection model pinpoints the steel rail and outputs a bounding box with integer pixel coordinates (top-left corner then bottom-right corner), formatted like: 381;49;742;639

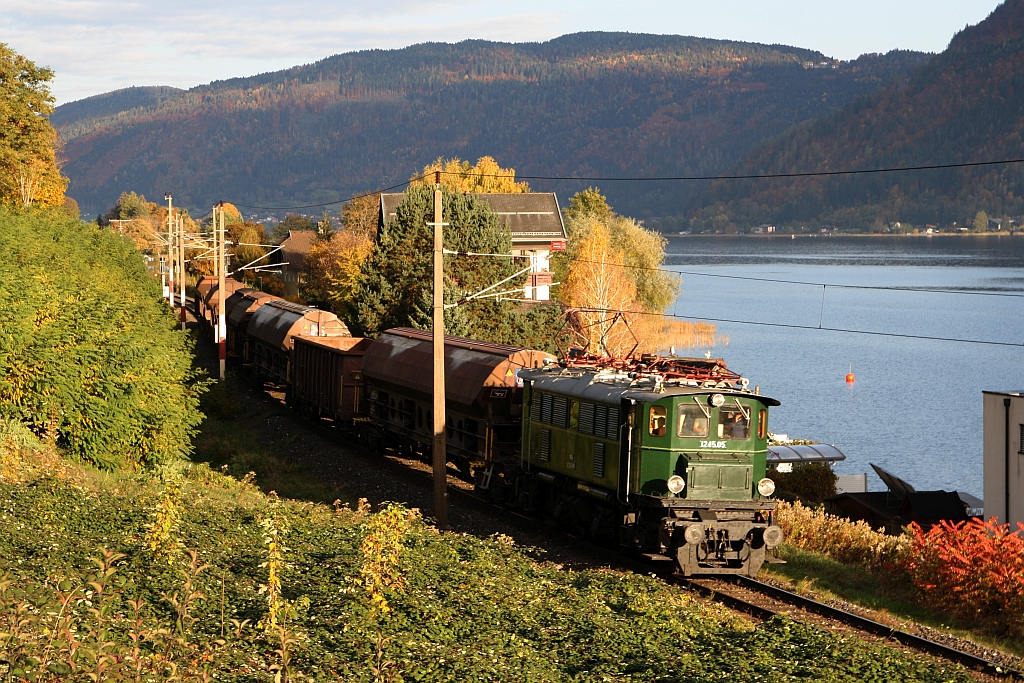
677;574;1020;678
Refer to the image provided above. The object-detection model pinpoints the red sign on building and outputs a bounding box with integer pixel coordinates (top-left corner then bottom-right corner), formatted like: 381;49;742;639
550;240;567;251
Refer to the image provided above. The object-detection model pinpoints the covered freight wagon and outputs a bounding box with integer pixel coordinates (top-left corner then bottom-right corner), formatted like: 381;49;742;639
289;336;373;423
246;301;350;383
201;277;245;328
360;327;554;485
225;290;278;361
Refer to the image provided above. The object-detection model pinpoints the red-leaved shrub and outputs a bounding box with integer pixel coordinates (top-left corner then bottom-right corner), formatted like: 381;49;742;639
903;518;1024;635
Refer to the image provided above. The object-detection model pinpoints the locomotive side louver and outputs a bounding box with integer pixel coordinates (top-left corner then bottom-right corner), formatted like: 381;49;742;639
541;393;554;424
540;429;551;461
579;402;595;434
593;442;605;478
530;392;542;422
552;396;568;428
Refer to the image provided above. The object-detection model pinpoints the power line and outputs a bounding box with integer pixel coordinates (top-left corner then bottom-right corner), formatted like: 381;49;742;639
224;157;1024;213
229;175;427;211
563;306;1024;348
464;157;1024;182
548;256;1024;299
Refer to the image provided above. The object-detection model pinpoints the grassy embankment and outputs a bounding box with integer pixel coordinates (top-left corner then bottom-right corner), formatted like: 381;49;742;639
0;420;978;682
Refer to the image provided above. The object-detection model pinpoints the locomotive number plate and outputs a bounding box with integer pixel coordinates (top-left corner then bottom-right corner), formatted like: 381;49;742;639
699;440;728;449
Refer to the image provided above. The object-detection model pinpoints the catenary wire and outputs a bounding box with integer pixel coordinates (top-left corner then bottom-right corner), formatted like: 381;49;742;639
443;157;1024;182
228;175;427;211
551;306;1024;348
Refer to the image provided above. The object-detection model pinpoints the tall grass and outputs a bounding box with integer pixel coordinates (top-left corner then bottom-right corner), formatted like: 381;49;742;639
775;501;908;572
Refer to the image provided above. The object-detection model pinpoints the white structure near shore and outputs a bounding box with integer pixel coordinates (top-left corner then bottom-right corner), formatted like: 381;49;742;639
983;391;1024;527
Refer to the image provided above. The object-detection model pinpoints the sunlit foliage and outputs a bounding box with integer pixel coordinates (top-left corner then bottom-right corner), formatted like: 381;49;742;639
0;208;206;469
0;44;67;208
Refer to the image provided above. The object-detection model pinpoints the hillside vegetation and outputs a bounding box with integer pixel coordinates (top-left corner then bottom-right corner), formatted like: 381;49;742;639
0;429;976;682
55;33;927;219
689;0;1024;230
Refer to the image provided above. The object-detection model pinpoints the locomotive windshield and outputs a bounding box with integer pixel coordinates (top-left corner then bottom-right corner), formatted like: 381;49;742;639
676;404;709;437
718;405;750;439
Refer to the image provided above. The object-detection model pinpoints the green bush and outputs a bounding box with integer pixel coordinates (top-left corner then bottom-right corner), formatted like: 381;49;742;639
773;462;839;506
0;207;206;469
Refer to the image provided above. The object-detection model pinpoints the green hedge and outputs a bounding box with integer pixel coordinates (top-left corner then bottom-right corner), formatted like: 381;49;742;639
0;208;206;468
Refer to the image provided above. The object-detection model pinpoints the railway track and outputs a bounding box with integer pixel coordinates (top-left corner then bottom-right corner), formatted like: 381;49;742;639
202;331;1021;681
676;574;1021;679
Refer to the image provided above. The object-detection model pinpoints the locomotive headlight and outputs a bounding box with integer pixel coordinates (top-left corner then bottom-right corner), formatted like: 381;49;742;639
757;477;776;497
667;475;686;495
710;393;726;407
683;525;705;545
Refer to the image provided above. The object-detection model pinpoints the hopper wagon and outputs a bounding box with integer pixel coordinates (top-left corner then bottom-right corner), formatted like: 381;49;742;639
359;328;553;487
245;300;350;383
225;290;278;362
289;336;373;424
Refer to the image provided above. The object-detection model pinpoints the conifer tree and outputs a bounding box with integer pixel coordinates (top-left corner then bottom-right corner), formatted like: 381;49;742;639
347;186;559;347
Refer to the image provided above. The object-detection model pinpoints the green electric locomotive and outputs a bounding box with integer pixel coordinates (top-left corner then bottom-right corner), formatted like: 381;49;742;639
518;356;784;576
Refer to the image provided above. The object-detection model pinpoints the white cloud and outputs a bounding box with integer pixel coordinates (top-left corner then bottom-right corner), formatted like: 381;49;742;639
1;0;1001;104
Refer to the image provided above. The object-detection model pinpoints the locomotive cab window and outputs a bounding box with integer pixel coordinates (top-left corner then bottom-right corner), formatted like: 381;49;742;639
718;405;749;440
757;409;767;440
677;404;709;437
648;405;668;437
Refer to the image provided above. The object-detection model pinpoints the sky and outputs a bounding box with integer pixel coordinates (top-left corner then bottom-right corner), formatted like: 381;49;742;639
2;0;1004;105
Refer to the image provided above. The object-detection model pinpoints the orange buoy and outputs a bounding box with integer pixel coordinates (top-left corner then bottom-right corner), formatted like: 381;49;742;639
846;372;855;383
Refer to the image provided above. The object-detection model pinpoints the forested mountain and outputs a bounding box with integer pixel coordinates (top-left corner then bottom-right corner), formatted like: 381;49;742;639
55;33;928;219
688;0;1024;230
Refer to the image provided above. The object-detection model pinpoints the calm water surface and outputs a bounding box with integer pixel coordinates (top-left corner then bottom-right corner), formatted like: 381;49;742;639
664;235;1024;500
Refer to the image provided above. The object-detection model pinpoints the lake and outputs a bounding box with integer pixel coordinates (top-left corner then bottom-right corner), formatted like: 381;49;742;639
664;234;1024;500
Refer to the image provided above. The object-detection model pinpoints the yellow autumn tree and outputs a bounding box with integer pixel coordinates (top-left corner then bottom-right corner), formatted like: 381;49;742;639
560;221;642;356
303;230;374;312
560;189;718;356
0;44;67;208
410;156;530;193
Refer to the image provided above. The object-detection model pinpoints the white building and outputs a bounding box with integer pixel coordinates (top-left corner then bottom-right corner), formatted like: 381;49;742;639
982;391;1024;526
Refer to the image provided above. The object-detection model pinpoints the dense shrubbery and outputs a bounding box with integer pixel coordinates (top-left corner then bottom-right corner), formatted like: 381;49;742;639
0;440;973;682
0;208;206;469
905;518;1024;637
777;501;1024;638
772;462;838;505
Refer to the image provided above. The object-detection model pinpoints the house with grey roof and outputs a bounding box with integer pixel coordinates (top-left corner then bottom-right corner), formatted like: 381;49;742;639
275;229;317;297
378;192;566;300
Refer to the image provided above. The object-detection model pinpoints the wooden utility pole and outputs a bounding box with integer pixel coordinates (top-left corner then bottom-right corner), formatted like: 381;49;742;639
166;194;174;307
432;171;449;528
217;205;226;379
178;213;186;331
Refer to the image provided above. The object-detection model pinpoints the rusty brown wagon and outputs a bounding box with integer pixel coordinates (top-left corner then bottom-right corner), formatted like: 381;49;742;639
359;328;554;491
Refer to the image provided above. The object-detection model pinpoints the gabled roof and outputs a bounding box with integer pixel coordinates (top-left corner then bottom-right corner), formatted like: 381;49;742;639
277;230;317;271
378;192;567;246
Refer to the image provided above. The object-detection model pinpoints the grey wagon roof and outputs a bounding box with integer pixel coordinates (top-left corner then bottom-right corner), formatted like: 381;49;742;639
520;368;780;406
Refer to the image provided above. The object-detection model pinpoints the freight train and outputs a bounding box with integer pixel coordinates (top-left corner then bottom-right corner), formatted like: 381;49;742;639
197;276;784;576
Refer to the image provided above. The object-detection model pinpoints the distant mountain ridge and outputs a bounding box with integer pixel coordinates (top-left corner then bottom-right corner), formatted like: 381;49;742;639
53;86;184;139
688;0;1024;230
55;32;928;218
